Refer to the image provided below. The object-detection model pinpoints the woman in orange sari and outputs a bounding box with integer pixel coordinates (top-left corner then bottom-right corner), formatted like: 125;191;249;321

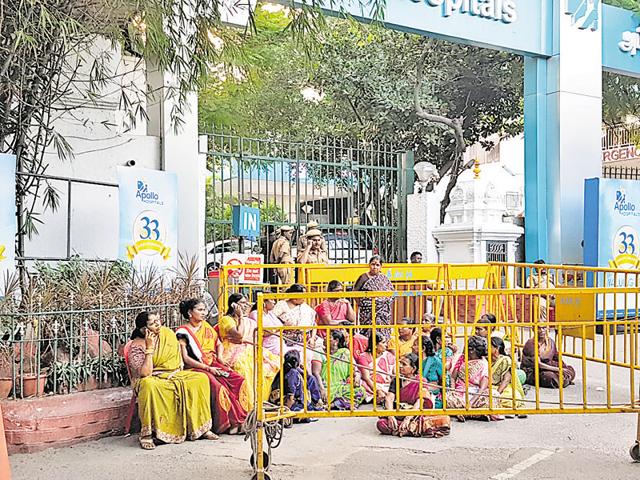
176;299;249;434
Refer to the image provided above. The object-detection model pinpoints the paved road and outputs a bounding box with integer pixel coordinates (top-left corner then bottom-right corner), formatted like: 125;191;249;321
10;408;640;480
10;336;640;480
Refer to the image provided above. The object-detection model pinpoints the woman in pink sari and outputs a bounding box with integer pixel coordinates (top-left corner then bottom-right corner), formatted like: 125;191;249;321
218;293;279;410
315;280;356;329
357;331;395;404
273;284;318;370
446;336;500;421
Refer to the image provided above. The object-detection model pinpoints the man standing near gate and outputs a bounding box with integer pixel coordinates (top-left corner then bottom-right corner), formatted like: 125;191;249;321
270;225;294;284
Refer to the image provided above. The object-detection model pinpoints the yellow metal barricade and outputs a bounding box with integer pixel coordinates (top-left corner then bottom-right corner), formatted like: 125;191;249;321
244;284;640;480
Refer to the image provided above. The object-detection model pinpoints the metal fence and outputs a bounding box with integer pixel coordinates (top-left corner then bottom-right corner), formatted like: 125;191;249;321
603;165;640;180
202;131;413;271
16;171;119;264
0;303;181;400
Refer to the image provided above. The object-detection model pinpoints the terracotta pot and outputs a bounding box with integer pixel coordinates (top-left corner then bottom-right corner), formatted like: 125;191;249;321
0;377;12;399
20;370;49;398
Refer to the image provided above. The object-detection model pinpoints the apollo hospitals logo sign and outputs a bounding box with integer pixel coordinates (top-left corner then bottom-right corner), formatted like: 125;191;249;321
407;0;518;24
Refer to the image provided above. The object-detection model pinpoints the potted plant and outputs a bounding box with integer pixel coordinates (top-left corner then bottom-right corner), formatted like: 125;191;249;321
0;342;13;399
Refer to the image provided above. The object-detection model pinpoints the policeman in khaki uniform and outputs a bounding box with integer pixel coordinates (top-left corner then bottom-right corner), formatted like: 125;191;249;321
270;225;294;284
297;221;327;255
297;229;329;264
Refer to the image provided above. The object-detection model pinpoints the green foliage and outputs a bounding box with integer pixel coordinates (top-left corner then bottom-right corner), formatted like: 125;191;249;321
604;0;640;11
199;5;524;171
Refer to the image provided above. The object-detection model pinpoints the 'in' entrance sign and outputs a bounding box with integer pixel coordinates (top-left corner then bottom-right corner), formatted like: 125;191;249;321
232;205;261;238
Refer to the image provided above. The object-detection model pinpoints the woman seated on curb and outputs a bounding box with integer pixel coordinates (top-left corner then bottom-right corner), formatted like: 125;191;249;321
273;283;319;370
429;327;456;373
490;336;526;413
176;298;248;434
387;318;418;357
376;353;451;437
125;311;217;450
357;331;395;404
312;330;366;410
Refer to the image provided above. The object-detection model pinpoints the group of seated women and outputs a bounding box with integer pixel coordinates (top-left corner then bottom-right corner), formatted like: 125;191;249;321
124;273;578;447
125;296;281;450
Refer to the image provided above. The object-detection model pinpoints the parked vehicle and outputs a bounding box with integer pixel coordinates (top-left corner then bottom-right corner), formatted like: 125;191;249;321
325;232;373;264
205;239;261;275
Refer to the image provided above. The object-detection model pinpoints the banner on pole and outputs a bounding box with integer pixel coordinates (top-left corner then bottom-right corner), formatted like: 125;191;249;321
0;154;16;290
118;167;178;273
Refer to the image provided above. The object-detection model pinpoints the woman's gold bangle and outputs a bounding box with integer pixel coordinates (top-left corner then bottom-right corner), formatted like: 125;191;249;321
145;349;154;355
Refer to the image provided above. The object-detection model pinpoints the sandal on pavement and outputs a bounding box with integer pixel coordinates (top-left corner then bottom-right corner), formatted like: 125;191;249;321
139;437;156;450
201;431;220;440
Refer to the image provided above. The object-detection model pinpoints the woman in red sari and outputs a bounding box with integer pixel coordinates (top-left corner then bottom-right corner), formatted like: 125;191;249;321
176;298;249;434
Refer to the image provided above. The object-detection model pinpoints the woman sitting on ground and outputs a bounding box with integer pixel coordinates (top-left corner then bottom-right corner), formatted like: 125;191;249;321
273;283;319;369
315;280;357;329
429;327;456;373
176;298;248;434
249;295;285;358
271;350;323;415
521;326;575;388
311;330;366;410
357;331;396;404
388;317;418;357
353;255;395;339
413;335;448;409
125;311;217;450
490;336;525;411
218;293;279;409
376;353;450;437
475;314;526;385
446;335;501;421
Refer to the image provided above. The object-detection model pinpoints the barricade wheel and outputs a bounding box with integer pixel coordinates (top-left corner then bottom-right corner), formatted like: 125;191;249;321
251;474;271;480
250;451;270;469
630;442;640;462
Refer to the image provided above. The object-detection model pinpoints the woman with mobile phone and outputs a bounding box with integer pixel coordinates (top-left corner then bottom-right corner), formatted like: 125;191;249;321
124;311;217;450
218;293;279;409
176;298;249;434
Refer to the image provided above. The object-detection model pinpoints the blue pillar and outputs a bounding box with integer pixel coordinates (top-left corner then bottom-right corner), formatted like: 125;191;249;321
523;57;549;263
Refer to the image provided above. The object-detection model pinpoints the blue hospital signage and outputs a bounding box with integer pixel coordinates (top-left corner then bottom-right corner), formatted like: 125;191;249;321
118;167;178;273
232;205;261;238
584;178;640;318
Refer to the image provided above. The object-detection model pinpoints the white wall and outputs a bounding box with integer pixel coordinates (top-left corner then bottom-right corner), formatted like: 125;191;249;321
23;42;202;267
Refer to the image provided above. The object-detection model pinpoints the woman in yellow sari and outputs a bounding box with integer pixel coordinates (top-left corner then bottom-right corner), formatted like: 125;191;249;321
218;293;279;410
125;311;217;450
490;336;525;410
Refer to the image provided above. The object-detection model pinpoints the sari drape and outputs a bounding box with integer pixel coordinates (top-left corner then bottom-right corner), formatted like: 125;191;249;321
313;347;365;409
521;338;576;388
126;327;212;443
376;376;450;437
218;315;279;409
354;273;394;338
491;355;525;409
176;322;249;433
356;351;395;402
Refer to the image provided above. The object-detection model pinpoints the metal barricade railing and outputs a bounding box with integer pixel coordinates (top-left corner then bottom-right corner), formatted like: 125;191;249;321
247;287;640;479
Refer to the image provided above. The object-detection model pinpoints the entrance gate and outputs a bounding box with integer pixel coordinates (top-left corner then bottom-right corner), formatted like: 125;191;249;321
203;131;413;269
